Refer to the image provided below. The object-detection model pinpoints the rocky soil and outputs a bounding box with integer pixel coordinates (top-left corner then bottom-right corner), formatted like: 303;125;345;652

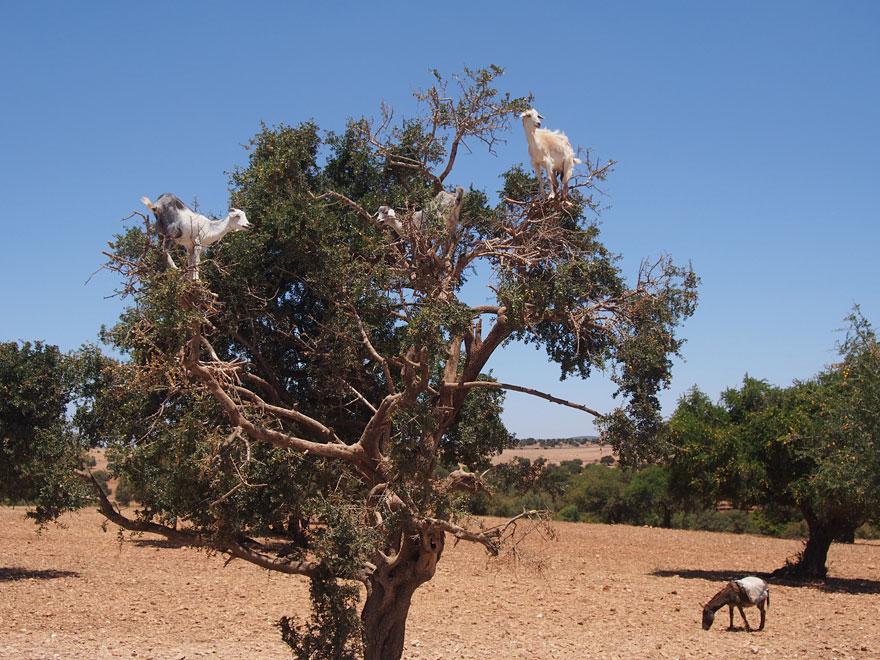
1;507;878;659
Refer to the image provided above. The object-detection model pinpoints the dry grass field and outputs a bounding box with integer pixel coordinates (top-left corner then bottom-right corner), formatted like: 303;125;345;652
1;507;878;659
493;444;614;465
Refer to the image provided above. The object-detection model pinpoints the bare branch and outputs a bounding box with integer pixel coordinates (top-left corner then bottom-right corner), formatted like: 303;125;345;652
352;308;396;394
423;510;546;556
358;392;403;461
344;381;378;413
311;190;376;225
229;384;346;445
80;472;320;577
186;350;368;468
444;381;605;419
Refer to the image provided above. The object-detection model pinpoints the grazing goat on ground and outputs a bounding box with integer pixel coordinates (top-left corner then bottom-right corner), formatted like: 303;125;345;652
520;109;581;200
141;193;251;279
702;576;770;632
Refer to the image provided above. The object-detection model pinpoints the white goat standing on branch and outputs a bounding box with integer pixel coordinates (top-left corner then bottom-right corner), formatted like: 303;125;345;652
141;193;251;280
520;108;581;200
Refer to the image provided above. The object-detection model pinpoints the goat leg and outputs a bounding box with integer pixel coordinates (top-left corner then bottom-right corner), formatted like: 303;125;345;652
561;162;572;200
758;605;766;631
737;606;752;632
727;604;735;630
544;159;557;198
533;163;545;198
189;244;202;281
163;238;179;270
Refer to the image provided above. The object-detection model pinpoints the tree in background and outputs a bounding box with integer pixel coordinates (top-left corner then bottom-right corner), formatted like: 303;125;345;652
52;66;696;659
0;341;100;520
665;309;880;579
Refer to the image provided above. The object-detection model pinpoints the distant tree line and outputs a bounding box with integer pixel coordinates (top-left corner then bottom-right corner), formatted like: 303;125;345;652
469;456;878;542
513;435;600;447
472;309;880;579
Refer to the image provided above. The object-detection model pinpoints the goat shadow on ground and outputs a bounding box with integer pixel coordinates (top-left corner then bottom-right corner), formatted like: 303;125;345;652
0;567;80;582
651;569;880;595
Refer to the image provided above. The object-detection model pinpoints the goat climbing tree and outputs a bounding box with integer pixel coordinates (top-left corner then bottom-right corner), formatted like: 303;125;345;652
79;66;698;659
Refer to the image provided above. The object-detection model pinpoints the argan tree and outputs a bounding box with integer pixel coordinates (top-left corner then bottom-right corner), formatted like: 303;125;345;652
665;309;880;579
76;66;697;658
0;341;101;519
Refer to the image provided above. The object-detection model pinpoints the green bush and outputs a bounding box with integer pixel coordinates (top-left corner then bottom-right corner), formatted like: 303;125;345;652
672;509;755;534
747;505;803;537
565;464;628;523
471;457;816;541
856;522;880;540
777;519;808;539
114;475;139;506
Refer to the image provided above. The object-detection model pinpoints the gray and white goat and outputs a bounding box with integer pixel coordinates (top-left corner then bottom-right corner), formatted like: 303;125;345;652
141;193;251;279
702;576;770;632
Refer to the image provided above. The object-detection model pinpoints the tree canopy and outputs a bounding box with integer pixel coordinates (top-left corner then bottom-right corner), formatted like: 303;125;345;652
25;66;697;658
0;342;105;520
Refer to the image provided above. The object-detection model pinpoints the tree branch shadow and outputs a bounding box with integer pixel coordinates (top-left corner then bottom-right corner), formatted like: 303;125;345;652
0;567;80;582
651;568;880;595
131;538;186;549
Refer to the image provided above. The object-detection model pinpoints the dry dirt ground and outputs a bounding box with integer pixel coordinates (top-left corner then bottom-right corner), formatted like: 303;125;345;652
493;444;614;465
1;508;878;659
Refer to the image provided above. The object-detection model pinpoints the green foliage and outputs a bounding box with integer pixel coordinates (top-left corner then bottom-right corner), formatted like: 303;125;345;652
279;569;363;660
664;309;880;574
855;522;880;540
566;465;629;523
440;374;512;470
476;456;810;537
113;474;138;506
0;341;92;519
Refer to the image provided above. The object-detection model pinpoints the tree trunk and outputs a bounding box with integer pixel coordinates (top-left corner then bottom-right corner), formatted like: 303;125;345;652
660;503;672;529
835;526;856;544
361;524;445;660
798;519;833;579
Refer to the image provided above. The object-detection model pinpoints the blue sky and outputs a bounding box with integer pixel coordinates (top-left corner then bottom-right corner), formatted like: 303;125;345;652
1;2;877;437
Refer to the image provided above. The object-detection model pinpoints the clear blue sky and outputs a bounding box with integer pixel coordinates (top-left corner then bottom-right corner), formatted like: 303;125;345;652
1;2;877;438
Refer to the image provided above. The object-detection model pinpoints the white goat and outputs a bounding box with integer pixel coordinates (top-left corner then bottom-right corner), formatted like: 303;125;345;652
520;109;581;200
141;193;251;279
376;205;403;236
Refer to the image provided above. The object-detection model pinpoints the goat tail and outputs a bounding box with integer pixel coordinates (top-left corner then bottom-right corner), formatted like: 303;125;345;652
573;157;583;165
140;196;155;212
766;590;770;609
